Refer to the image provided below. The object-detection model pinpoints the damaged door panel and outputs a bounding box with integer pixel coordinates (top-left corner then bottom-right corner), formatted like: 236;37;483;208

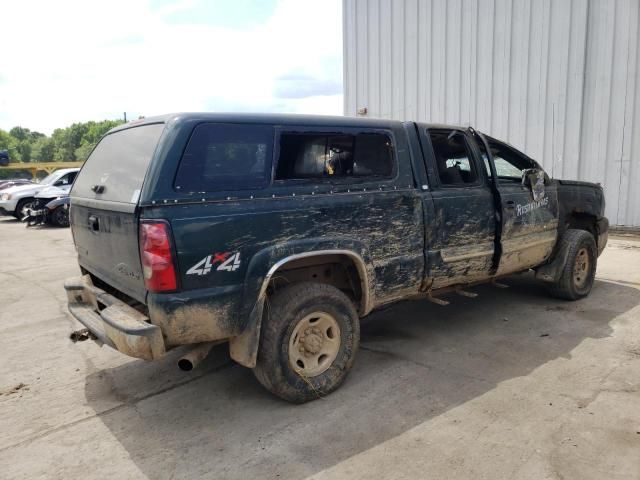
475;135;559;275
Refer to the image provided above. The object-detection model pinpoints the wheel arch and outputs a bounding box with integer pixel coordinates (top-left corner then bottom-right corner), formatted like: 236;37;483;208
259;249;371;316
564;211;598;238
14;195;34;214
229;243;373;368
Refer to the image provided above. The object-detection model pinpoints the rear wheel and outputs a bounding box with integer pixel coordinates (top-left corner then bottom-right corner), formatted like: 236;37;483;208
549;229;597;300
253;282;360;403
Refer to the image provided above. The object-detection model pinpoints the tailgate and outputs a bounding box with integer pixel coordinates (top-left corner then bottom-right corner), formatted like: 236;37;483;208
70;123;165;303
70;205;146;302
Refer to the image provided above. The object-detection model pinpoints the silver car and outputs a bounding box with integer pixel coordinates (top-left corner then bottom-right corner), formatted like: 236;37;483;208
0;168;79;219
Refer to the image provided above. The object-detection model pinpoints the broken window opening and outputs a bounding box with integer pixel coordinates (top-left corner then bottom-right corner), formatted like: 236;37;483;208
429;130;479;186
275;132;394;181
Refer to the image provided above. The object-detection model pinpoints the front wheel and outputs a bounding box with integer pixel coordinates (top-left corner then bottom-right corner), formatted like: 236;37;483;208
549;229;597;300
253;282;360;403
14;198;34;219
51;206;70;227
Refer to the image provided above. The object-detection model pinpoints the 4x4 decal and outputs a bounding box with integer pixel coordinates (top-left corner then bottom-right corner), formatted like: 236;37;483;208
187;252;241;275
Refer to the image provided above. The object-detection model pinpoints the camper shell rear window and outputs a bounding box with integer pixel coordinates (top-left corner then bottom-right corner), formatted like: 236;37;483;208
72;123;165;203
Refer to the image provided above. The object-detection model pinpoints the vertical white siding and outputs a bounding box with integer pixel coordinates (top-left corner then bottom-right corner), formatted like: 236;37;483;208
343;0;640;226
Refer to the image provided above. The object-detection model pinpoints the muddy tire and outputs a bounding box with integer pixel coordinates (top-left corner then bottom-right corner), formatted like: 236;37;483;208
549;229;597;300
14;198;33;219
253;282;360;403
51;206;70;227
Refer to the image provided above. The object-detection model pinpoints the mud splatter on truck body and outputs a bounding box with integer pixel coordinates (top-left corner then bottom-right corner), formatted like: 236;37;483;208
64;113;608;401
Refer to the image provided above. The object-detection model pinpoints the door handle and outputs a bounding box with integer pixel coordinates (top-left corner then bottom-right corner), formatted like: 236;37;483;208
505;200;516;209
88;215;99;231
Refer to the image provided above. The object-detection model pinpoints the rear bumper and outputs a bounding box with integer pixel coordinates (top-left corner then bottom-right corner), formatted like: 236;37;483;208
65;275;166;360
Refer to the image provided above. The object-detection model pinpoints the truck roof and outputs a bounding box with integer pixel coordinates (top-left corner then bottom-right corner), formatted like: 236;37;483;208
107;113;486;137
108;113;407;135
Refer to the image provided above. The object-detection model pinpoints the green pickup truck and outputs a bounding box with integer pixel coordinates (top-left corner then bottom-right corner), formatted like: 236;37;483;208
65;113;608;402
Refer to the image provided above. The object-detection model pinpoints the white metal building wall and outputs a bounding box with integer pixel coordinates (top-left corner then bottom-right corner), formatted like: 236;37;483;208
343;0;640;226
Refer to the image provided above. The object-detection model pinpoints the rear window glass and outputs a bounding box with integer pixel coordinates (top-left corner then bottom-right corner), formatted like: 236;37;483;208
72;123;164;203
174;123;273;192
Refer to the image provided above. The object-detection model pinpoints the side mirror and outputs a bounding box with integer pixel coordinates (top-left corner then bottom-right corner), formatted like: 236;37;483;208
522;168;546;201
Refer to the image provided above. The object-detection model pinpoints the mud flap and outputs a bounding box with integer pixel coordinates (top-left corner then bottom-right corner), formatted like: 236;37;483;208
228;298;263;368
535;237;571;283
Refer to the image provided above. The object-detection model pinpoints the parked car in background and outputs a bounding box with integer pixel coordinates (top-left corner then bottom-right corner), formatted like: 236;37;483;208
0;150;9;166
22;188;71;227
0;168;79;219
0;179;34;190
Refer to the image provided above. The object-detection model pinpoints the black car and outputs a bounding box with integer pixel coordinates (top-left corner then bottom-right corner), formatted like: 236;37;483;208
23;195;70;227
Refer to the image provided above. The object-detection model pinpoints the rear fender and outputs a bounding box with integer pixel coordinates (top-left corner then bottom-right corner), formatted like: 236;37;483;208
229;238;373;368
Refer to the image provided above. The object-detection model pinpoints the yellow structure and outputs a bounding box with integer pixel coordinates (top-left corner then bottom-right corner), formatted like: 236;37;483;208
0;162;83;179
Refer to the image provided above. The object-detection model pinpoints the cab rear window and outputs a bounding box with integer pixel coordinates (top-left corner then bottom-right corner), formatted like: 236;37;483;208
72;123;164;203
174;123;273;193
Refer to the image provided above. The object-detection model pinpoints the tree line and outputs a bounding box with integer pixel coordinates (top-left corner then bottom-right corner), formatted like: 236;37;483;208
0;119;124;163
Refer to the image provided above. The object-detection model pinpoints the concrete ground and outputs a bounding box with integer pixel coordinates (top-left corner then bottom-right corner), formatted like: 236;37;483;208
0;217;639;480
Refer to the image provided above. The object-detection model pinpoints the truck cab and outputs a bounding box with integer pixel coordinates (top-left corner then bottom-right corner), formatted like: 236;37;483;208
65;114;607;402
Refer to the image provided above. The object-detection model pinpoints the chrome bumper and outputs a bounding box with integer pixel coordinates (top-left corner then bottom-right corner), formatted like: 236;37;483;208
64;275;165;360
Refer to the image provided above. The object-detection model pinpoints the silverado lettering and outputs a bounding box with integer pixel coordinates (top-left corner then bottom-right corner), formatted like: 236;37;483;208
516;196;549;216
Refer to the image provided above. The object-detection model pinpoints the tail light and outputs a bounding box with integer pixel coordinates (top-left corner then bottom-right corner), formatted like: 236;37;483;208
139;221;177;292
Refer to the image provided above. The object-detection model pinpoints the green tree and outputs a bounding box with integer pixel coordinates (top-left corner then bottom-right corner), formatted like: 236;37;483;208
16;140;32;162
70;119;124;161
9;126;30;142
31;137;54;162
74;142;95;162
85;119;123;144
0;129;12;151
29;131;45;141
51;128;75;162
68;123;90;150
2;118;126;164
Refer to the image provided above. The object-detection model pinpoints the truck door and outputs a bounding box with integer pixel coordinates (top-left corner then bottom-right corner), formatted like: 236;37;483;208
419;127;497;288
475;135;558;275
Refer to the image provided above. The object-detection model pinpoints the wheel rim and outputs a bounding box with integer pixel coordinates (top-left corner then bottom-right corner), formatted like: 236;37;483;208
20;202;33;217
288;311;341;377
573;247;590;288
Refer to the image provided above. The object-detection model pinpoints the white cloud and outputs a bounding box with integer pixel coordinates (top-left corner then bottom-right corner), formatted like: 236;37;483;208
0;0;343;134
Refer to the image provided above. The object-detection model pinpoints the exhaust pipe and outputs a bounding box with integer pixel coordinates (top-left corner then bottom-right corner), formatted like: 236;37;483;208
178;342;217;371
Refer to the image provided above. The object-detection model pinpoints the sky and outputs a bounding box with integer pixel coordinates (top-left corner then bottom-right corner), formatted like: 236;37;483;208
0;0;343;135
